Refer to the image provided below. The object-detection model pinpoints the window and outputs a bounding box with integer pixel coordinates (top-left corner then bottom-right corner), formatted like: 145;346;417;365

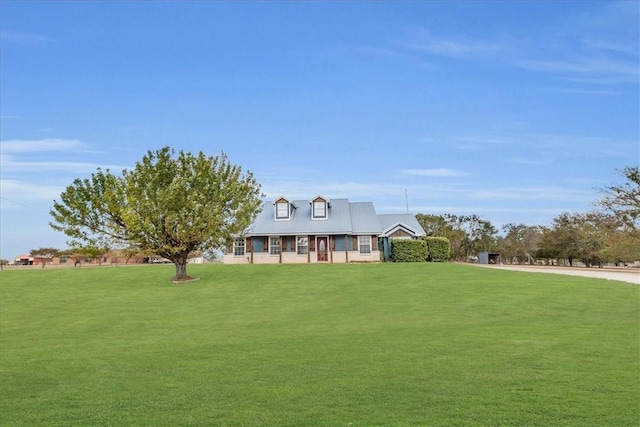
233;238;245;256
312;200;327;219
297;236;308;255
270;237;281;255
276;201;290;220
358;235;371;254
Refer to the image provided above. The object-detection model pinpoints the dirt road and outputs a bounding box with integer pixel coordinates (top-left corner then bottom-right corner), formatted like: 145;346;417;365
475;264;640;285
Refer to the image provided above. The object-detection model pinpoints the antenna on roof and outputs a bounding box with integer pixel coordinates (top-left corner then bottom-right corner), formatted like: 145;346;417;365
405;188;409;213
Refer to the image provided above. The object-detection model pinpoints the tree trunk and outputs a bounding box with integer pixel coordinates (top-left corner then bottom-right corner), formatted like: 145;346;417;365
174;261;189;281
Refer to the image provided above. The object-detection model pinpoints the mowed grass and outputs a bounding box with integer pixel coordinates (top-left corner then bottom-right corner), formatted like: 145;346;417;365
1;263;638;426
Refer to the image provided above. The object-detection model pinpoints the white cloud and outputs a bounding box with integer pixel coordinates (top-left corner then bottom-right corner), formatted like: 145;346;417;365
1;156;125;173
0;139;128;173
0;179;63;209
0;138;87;153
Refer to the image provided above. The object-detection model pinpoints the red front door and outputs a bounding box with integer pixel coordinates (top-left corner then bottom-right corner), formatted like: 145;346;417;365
317;236;328;262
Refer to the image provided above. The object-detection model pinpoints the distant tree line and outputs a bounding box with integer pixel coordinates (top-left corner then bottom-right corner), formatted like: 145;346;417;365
415;166;639;266
18;246;207;269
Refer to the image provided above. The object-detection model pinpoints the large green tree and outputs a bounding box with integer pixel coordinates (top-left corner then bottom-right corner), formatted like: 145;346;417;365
50;147;263;281
415;213;497;261
498;223;543;265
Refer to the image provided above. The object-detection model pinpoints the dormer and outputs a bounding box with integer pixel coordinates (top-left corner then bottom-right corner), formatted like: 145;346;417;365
310;196;330;220
273;196;296;221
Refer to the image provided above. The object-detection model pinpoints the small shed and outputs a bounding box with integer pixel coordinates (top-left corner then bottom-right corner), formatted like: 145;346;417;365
478;252;501;265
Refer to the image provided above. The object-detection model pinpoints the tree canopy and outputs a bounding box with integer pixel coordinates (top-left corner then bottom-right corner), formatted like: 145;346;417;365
597;166;640;229
50;147;263;281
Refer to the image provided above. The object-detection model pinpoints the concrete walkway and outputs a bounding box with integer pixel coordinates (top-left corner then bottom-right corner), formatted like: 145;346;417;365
475;264;640;285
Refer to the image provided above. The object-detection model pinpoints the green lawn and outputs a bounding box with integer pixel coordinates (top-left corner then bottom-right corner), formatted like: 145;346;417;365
1;263;638;426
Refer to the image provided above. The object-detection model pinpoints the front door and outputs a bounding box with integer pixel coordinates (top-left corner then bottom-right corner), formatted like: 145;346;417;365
317;236;328;262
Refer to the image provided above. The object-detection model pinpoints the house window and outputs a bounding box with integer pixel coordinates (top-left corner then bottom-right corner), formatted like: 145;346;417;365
358;236;371;254
313;201;327;219
233;238;245;256
297;236;308;255
276;201;290;220
270;237;281;255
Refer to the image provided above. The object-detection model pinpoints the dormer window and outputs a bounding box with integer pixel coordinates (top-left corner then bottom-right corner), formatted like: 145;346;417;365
274;197;295;221
276;201;289;219
311;196;329;220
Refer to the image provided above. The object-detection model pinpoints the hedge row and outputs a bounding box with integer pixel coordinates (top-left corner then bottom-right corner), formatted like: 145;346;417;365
425;236;450;262
390;237;451;262
390;239;426;262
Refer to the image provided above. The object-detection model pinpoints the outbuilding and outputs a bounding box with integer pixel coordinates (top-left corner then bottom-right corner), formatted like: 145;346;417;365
478;252;501;265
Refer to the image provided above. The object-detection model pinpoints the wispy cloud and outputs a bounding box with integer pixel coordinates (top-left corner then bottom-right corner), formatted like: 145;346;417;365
0;179;62;202
467;186;593;202
1;138;87;153
345;1;638;88
261;180;404;201
452;133;631;155
559;88;624;96
401;168;469;177
1;157;125;173
0;138;128;173
516;56;639;84
399;29;503;60
0;115;22;120
0;30;53;44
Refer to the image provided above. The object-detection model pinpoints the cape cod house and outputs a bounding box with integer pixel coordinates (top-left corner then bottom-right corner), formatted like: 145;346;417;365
223;195;426;264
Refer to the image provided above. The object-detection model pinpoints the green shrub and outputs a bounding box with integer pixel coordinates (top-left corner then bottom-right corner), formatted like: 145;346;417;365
391;239;427;262
426;236;451;262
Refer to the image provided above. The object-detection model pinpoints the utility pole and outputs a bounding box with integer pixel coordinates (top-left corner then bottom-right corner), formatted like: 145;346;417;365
405;188;409;213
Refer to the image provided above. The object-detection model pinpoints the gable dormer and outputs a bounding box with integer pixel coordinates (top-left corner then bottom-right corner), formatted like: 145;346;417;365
273;196;296;221
310;196;330;220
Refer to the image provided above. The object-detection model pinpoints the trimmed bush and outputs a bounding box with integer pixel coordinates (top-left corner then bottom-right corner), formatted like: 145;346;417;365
391;239;427;262
426;236;451;262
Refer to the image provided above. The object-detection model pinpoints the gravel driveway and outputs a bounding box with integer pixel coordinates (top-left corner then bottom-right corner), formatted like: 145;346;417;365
475;264;640;285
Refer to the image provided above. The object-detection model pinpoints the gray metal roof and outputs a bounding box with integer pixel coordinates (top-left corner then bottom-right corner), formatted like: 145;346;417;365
377;214;426;237
247;198;383;236
350;202;382;234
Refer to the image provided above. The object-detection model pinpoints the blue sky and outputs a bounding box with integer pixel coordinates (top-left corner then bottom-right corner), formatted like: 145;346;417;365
1;1;638;259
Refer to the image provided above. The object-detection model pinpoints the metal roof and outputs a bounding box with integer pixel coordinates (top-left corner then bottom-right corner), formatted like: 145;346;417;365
247;198;383;236
377;214;426;237
350;202;382;234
